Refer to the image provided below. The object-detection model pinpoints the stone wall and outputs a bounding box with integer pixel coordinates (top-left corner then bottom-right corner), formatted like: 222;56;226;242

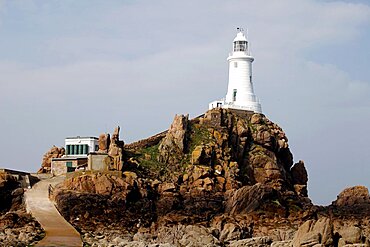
51;159;87;176
88;153;110;171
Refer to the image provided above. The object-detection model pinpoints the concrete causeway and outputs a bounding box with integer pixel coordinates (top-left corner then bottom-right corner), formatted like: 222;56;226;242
25;176;82;247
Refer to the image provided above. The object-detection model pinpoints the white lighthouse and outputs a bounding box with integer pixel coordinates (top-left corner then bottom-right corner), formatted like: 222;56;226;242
209;28;262;113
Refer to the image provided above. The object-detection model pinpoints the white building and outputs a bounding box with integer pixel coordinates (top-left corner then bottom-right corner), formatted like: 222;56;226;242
64;136;99;157
209;29;262;113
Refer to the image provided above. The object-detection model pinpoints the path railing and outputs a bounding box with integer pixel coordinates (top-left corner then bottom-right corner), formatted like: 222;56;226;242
48;184;54;199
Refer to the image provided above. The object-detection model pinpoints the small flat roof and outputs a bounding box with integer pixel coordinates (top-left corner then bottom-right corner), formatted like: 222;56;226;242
52;157;88;161
65;136;98;140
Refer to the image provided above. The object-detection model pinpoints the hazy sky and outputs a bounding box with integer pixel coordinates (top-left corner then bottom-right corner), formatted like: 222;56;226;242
0;0;369;205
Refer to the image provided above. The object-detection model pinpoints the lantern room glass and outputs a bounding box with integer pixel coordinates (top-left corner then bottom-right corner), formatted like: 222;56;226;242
233;41;247;52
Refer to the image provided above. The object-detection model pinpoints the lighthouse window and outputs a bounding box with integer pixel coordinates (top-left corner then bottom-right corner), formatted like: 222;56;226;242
233;89;237;101
234;62;238;68
250;76;252;82
234;41;247;52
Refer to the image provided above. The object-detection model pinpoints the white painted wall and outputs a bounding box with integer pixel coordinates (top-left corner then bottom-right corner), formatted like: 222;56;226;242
65;137;98;156
209;31;262;113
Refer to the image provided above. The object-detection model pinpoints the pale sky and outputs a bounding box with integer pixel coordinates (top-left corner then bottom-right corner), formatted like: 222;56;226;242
0;0;369;205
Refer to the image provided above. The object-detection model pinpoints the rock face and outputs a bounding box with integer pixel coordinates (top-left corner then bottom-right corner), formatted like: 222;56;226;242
0;173;21;212
158;114;189;164
225;183;277;215
333;185;370;207
0;212;44;246
292;217;334;246
54;172;156;232
291;160;308;197
54;109;313;244
291;217;370;247
51;108;370;246
37;145;65;173
0;172;44;246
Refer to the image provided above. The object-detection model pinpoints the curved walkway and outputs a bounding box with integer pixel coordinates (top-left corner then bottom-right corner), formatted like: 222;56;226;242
25;176;82;247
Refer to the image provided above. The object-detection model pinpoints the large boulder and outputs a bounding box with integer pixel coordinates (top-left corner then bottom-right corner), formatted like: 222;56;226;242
158;114;189;164
37;145;65;173
336;226;362;246
98;133;110;153
333;186;370;207
292;217;333;247
225;183;277;215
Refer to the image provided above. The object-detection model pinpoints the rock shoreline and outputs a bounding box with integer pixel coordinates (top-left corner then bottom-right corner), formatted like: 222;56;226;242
3;108;368;246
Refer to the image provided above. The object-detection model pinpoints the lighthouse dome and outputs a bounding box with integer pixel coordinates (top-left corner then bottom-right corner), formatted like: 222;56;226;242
232;30;249;53
233;31;247;42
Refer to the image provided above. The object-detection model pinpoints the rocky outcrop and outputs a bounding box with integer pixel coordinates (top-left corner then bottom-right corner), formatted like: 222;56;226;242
37;145;65;173
158;114;189;164
225;184;278;215
291;160;308;197
108;126;125;171
50;108;370;246
0;173;25;212
292;217;334;246
329;185;370;224
291;217;370;247
0;212;44;246
0;172;44;246
199;109;298;191
61;172;138;196
95;126;125;171
98;133;110;153
333;186;370;207
54;172;157;232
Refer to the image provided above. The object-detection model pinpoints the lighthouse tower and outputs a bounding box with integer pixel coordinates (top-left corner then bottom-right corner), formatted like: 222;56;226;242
209;29;262;113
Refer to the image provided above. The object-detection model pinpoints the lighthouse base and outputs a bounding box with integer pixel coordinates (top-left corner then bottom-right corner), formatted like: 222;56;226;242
209;99;262;113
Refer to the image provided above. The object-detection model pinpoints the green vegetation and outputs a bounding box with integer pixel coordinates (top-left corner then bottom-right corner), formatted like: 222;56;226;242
136;144;168;178
141;143;160;159
132;122;215;180
187;123;213;153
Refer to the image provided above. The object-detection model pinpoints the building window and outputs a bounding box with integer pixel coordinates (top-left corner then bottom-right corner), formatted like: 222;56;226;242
250;76;252;83
66;161;72;168
234;62;238;68
95;145;99;151
233;89;237;101
83;144;88;154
